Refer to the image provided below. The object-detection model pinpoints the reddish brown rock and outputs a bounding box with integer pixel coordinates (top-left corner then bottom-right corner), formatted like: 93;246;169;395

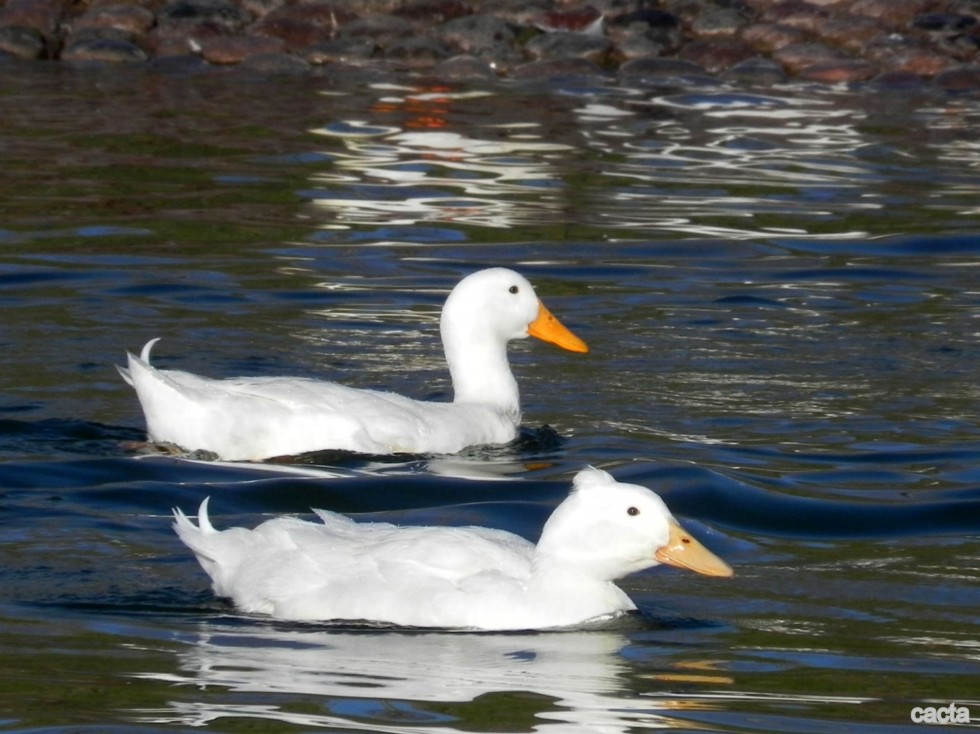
73;5;156;36
678;37;756;72
533;5;604;35
252;1;357;49
393;0;470;25
741;22;809;53
817;16;888;54
850;0;942;27
933;64;980;89
760;2;830;33
798;58;878;82
773;41;853;74
0;0;62;39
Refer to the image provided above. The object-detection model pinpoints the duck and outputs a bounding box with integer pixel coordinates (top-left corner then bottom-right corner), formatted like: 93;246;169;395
173;467;734;631
118;268;588;461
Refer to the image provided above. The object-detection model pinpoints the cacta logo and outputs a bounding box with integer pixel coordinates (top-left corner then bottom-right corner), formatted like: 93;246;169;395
910;703;970;725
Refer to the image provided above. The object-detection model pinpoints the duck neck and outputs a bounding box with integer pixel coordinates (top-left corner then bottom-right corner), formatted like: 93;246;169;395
444;334;521;419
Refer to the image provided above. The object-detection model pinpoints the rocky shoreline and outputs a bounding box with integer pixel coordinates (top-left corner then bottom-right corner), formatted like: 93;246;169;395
1;0;980;88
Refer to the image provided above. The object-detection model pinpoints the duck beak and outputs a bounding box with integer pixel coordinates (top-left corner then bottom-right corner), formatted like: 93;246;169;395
655;519;734;578
528;301;589;353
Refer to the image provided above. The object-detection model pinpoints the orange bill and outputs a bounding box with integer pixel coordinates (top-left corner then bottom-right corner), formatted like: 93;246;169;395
528;301;589;353
655;519;734;577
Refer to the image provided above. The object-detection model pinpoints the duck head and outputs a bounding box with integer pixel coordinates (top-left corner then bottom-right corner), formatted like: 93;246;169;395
536;467;734;581
440;268;587;354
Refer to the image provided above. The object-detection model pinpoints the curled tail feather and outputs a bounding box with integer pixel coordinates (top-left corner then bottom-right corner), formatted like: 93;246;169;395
117;337;162;386
173;497;222;577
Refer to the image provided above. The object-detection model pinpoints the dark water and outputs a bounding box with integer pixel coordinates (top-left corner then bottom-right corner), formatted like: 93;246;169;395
1;61;979;732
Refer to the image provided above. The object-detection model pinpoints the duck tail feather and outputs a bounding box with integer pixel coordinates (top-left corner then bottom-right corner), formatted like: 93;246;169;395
140;337;161;364
118;338;162;386
173;497;216;540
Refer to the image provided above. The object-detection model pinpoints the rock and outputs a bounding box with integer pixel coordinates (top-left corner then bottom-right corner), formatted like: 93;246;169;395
438;14;517;55
252;2;357;49
158;0;250;31
690;8;748;39
934;63;980;89
430;53;496;79
0;0;62;39
338;14;416;43
62;32;149;63
865;37;956;76
679;37;756;73
393;0;470;25
607;7;682;58
304;36;376;65
760;2;831;33
850;0;940;28
72;5;155;36
798;58;878;82
772;41;850;74
524;30;612;64
611;8;679;32
198;33;286;63
913;12;978;32
869;69;932;88
611;31;675;61
149;21;227;58
0;24;45;59
383;35;451;67
533;5;604;35
817;16;888;54
721;55;789;84
741;23;809;53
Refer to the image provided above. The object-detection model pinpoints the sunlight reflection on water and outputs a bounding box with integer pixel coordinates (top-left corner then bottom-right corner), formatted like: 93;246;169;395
296;86;947;240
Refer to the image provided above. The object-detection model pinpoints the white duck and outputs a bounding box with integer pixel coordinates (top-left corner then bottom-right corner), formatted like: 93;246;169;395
173;467;734;631
118;268;587;461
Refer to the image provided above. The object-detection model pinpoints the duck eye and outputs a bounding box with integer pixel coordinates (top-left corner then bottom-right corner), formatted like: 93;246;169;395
509;285;519;294
627;506;640;517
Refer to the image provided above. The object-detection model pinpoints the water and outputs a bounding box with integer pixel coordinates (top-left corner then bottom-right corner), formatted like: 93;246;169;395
1;61;979;732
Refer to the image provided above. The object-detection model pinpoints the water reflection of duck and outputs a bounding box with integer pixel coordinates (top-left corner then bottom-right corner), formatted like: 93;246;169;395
138;627;638;730
173;467;733;630
118;268;587;461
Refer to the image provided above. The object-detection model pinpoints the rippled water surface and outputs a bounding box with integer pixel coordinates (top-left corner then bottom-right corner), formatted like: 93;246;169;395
1;62;979;732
